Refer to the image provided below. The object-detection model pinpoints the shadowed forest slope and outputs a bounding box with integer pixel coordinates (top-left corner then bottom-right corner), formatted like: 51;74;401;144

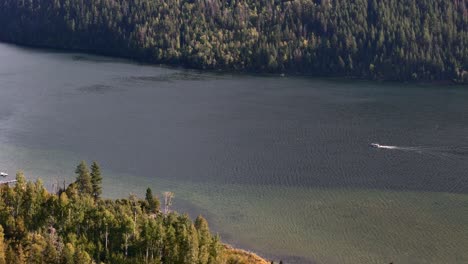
0;0;466;82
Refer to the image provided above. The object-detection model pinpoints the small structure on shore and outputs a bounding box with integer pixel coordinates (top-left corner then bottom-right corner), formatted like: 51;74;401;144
0;172;16;185
0;179;17;186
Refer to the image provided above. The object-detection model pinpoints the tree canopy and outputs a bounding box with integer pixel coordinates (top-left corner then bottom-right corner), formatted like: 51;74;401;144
0;163;266;264
0;0;466;82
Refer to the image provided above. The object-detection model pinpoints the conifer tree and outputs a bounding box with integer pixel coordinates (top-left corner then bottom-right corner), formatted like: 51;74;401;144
90;161;103;200
195;215;212;264
186;223;199;263
145;188;160;214
75;161;93;196
208;234;223;264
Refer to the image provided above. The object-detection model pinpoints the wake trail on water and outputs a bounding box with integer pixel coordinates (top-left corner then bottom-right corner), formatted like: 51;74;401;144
371;143;468;193
370;143;468;161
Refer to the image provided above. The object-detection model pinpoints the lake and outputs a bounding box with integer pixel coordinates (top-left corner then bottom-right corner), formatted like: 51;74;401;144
0;43;468;263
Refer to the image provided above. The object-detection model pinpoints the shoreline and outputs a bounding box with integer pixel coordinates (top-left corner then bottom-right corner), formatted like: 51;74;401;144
0;40;465;86
223;244;272;264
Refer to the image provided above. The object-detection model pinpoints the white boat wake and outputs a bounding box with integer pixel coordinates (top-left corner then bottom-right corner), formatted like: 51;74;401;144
370;142;468;192
370;143;398;149
370;143;468;160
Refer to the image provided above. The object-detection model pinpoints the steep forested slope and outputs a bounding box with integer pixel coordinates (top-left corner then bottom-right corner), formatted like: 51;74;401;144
0;0;466;82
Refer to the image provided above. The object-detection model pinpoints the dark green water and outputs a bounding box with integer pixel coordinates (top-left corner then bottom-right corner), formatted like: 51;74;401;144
1;43;468;263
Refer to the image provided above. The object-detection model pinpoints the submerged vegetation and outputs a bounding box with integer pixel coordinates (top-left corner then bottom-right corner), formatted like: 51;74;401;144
0;161;269;264
0;0;466;82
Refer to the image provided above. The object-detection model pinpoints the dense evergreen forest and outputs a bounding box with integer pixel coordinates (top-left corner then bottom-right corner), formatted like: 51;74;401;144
0;161;269;264
0;0;466;82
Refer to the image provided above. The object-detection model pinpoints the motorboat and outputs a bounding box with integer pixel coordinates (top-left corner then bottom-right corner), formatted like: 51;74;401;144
370;143;397;150
0;172;8;177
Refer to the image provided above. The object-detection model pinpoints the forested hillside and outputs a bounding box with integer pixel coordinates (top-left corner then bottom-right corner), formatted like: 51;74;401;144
0;162;268;264
0;0;466;82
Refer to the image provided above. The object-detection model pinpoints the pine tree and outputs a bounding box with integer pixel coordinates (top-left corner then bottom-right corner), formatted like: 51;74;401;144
186;223;199;264
75;161;93;196
145;188;160;214
195;216;212;264
208;234;223;264
90;161;103;200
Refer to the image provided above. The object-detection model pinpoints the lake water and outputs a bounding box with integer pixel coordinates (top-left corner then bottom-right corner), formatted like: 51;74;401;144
1;43;468;263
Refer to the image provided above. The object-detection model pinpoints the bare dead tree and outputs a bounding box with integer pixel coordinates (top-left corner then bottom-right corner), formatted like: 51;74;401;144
163;191;174;215
129;193;138;235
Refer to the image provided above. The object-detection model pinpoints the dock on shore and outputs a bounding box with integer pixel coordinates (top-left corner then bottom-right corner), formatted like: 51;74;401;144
0;180;17;185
